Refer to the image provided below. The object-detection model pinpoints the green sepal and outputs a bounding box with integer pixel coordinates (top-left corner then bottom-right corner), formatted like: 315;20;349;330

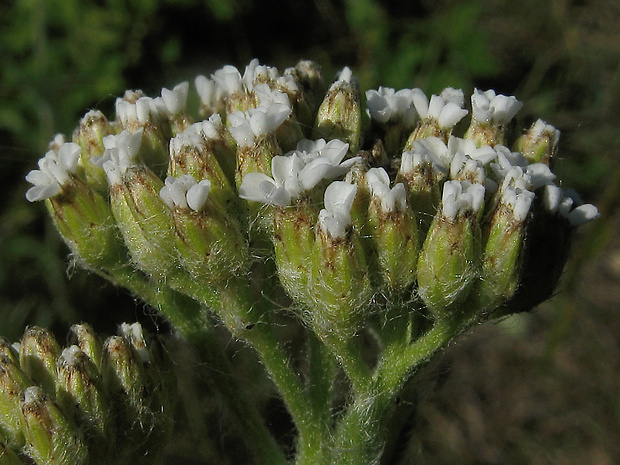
366;200;419;294
46;177;124;271
19;327;61;396
312;73;362;153
309;228;372;339
110;167;177;279
272;203;318;308
416;213;480;318
21;386;88;465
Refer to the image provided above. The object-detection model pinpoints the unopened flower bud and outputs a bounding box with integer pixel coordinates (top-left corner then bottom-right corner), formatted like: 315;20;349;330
21;386;88;465
285;60;326;120
272;201;318;308
313;67;362;153
19;327;61;395
474;183;534;312
514;119;560;165
68;324;103;370
95;141;177;278
0;347;32;447
101;332;173;463
417;181;484;317
55;346;109;455
168;114;237;188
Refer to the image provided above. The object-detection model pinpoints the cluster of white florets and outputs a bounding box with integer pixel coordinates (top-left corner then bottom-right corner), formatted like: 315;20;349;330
25;60;599;245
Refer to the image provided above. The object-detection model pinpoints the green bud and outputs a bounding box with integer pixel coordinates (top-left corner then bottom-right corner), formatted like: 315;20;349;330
45;177;124;270
19;327;61;395
273;202;318;308
101;331;174;464
312;67;362;153
110;167;177;279
396;149;445;235
68;324;103;370
473;186;534;313
161;175;249;283
416;181;484;318
309;182;372;338
21;386;88;465
0;440;22;465
285;60;326;120
72;109;116;191
365;168;419;293
55;346;110;456
0;348;31;448
168;116;237;188
513;119;559;166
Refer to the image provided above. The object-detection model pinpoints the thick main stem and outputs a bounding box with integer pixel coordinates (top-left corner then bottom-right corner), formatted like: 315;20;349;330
332;319;458;465
218;279;331;464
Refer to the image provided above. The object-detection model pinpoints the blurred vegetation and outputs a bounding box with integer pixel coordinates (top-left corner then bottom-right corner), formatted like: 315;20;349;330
0;0;618;463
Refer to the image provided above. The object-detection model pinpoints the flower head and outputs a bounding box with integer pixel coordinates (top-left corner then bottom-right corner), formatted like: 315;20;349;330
25;142;82;201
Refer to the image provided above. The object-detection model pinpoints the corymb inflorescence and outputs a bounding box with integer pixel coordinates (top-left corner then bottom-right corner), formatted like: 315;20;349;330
23;58;599;465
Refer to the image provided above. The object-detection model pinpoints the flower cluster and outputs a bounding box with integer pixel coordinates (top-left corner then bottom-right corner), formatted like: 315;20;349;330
24;58;599;465
0;323;174;465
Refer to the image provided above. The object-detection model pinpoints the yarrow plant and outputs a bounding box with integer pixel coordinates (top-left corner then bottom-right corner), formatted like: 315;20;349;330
20;58;599;465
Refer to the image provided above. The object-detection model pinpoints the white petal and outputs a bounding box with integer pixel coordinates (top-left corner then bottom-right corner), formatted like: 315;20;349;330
161;81;189;115
186;180;212;211
568;204;600;226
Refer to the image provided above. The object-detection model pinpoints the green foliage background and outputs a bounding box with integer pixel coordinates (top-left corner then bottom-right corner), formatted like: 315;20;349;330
0;0;618;463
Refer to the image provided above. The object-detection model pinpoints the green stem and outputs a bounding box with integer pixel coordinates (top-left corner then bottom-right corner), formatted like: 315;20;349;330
218;279;330;464
322;332;371;395
96;264;287;465
332;319;458;465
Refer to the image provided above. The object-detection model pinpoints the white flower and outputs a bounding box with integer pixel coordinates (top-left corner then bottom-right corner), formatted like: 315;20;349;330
365;87;417;126
412;87;468;129
239;154;304;207
542;185;600;226
195;75;225;108
161;81;190;115
92;129;144;185
441;180;485;219
239;138;359;206
160;175;212;211
25;142;81;202
500;185;535;222
318;181;358;239
337;67;354;83
253;84;290;107
490;145;555;189
243;59;279;91
212;64;244;96
471;89;523;125
228;103;292;148
366;167;407;213
529;119;561;148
